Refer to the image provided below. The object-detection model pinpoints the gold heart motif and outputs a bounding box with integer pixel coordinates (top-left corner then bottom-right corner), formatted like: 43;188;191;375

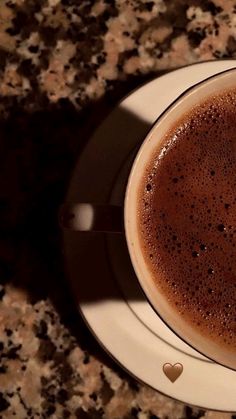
163;363;183;382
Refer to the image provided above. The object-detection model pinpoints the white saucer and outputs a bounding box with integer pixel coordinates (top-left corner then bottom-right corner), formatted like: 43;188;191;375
63;60;236;411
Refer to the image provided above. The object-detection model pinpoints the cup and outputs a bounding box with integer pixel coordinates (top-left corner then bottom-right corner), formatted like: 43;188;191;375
60;68;236;370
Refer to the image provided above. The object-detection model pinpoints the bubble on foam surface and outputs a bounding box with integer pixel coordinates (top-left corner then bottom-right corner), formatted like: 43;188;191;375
138;89;236;348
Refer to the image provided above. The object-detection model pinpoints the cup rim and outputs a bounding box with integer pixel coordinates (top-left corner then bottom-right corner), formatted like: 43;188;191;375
124;66;236;371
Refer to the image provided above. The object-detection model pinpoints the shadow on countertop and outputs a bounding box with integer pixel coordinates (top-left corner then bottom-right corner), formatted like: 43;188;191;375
0;70;166;367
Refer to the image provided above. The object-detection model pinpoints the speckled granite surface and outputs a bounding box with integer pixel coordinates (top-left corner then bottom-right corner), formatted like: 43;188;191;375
0;0;235;418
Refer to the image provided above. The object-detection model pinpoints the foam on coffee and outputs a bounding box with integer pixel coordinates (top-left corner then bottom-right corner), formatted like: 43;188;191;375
138;89;236;349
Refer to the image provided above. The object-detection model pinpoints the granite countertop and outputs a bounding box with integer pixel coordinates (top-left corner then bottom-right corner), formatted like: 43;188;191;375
0;1;235;418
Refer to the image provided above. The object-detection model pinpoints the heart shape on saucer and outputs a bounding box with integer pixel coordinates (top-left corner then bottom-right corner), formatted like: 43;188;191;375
163;363;183;382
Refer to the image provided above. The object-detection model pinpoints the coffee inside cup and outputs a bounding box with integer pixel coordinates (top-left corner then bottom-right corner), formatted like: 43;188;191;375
138;88;236;350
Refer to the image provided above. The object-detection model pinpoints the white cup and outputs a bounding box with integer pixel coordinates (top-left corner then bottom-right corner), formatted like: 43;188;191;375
60;67;236;370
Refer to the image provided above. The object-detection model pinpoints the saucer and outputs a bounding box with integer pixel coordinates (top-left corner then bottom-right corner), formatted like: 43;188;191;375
63;60;236;411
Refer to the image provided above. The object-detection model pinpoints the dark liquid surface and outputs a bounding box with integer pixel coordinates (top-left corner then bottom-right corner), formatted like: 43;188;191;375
138;89;236;348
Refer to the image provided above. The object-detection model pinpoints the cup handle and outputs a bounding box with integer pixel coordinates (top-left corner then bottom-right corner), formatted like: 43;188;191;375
59;203;123;233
